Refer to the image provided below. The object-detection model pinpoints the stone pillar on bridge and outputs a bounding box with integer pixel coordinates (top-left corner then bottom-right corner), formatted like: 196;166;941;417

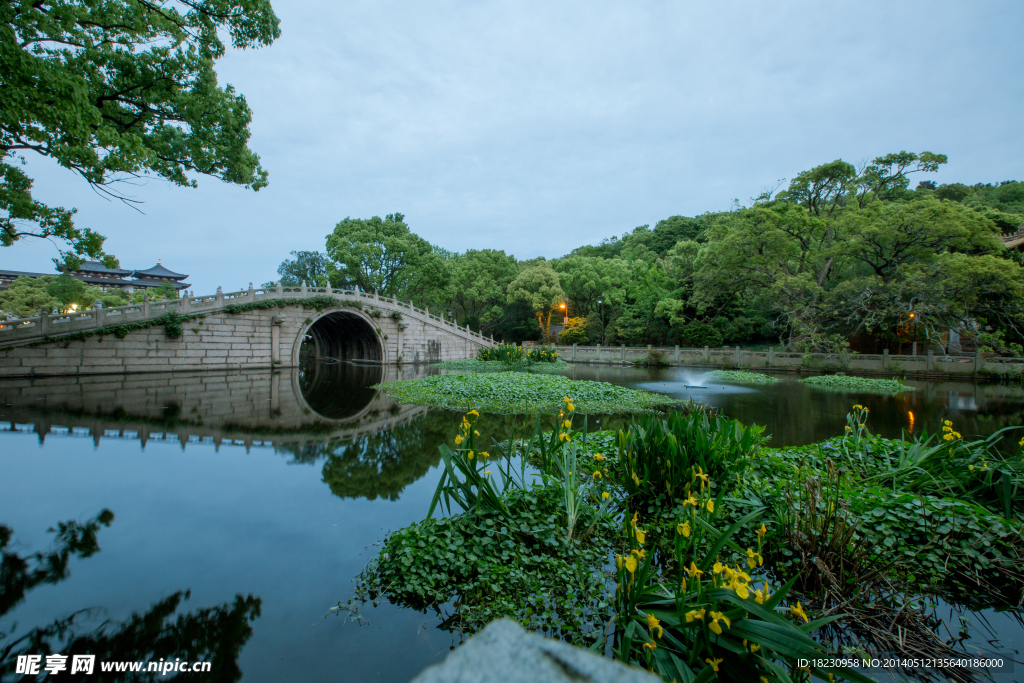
143;293;150;318
216;286;224;307
94;301;106;329
248;283;254;301
768;347;774;366
276;283;283;296
181;292;190;313
927;349;934;372
882;348;889;370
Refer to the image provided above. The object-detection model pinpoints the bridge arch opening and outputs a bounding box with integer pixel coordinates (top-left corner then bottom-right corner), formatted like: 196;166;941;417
299;311;383;364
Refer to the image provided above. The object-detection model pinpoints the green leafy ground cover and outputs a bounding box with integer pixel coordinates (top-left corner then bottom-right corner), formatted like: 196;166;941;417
706;370;781;385
373;373;679;414
802;374;915;395
432;358;571;372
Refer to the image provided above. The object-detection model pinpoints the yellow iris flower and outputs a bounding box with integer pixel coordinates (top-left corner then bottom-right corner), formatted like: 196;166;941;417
789;601;809;623
677;521;691;537
646;614;663;639
708;611;730;634
705;657;723;672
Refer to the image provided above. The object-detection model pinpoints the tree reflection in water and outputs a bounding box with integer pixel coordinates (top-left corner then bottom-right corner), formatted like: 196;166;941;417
1;514;261;682
279;411;454;501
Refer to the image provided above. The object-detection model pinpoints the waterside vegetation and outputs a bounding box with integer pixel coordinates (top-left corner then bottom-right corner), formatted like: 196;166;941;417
343;399;1024;682
706;370;781;385
802;375;916;395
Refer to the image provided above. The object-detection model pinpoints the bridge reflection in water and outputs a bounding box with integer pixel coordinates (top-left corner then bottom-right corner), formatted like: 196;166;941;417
0;362;457;502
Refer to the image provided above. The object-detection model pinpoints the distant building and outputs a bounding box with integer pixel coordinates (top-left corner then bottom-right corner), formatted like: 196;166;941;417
0;260;190;292
1003;224;1024;251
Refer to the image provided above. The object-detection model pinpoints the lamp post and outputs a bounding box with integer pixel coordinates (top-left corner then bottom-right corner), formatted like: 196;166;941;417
598;295;605;345
559;302;567;324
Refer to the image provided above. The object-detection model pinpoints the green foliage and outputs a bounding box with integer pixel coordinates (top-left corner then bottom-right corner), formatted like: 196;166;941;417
448;249;519;334
2;0;279;266
507;261;565;339
221;295;360;314
0;275;60;316
477;341;525;367
524;346;559;363
325;213;450;302
354;483;618;639
617;410;765;504
373;373;679;414
275;250;330;287
608;503;869;683
434;358;571;373
27;311;205;346
707;370;780;385
801;374;914;395
556;316;589;344
162;311;183;339
45;274;86;308
674;321;724;348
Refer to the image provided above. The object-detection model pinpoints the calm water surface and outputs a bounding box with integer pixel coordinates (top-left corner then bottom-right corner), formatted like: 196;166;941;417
1;363;1021;681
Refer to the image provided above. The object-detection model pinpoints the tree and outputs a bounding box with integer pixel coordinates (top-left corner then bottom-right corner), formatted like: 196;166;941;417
325;213;450;302
448;249;519;333
551;256;628;318
857;151;947;201
275;250;330;287
650;215;705;253
1;0;280;267
45;273;85;309
506;261;565;339
0;275;60;316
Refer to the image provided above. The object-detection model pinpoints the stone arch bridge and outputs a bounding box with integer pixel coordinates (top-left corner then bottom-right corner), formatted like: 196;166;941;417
0;284;494;378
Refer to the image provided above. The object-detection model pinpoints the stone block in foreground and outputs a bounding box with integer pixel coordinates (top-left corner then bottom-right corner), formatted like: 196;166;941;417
410;619;660;683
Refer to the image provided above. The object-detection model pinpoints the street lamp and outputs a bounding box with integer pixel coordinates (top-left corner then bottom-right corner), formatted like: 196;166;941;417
598;295;605;345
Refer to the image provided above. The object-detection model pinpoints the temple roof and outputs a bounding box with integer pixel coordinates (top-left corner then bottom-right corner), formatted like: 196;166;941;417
132;262;188;279
74;261;133;276
132;278;190;290
1003;225;1024;250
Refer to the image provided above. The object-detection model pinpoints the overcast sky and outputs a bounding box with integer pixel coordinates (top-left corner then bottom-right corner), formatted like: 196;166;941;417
5;0;1023;292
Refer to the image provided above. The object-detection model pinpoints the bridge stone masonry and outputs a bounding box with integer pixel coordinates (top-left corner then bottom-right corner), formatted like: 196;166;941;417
0;284;494;378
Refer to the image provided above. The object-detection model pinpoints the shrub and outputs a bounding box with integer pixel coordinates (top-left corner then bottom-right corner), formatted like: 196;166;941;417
557;317;589;344
673;321;723;348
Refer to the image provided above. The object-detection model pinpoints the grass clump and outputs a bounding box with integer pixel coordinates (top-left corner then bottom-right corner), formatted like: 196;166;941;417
373;372;678;414
802;374;914;395
707;370;781;385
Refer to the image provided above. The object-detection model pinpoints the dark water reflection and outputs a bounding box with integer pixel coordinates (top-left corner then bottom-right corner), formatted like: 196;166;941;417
2;362;1022;681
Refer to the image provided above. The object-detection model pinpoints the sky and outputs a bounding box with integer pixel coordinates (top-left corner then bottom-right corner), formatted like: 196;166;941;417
4;0;1023;293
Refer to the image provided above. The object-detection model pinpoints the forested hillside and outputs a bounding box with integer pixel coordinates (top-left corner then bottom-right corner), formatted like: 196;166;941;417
269;151;1024;354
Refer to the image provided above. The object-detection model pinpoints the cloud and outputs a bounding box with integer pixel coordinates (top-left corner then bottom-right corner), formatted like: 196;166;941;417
6;0;1022;292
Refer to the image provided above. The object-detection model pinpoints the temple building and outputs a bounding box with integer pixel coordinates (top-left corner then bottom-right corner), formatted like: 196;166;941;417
0;260;190;292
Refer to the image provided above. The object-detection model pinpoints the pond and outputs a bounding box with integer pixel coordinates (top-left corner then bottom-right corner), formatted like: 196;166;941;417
1;362;1021;682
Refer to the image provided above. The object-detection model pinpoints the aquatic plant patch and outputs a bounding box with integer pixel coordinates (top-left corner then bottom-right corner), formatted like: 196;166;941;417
707;370;781;384
373;373;679;414
432;359;570;372
350;484;618;641
802;374;915;394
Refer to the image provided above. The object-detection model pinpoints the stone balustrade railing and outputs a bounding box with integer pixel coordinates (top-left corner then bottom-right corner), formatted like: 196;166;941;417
0;283;494;348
